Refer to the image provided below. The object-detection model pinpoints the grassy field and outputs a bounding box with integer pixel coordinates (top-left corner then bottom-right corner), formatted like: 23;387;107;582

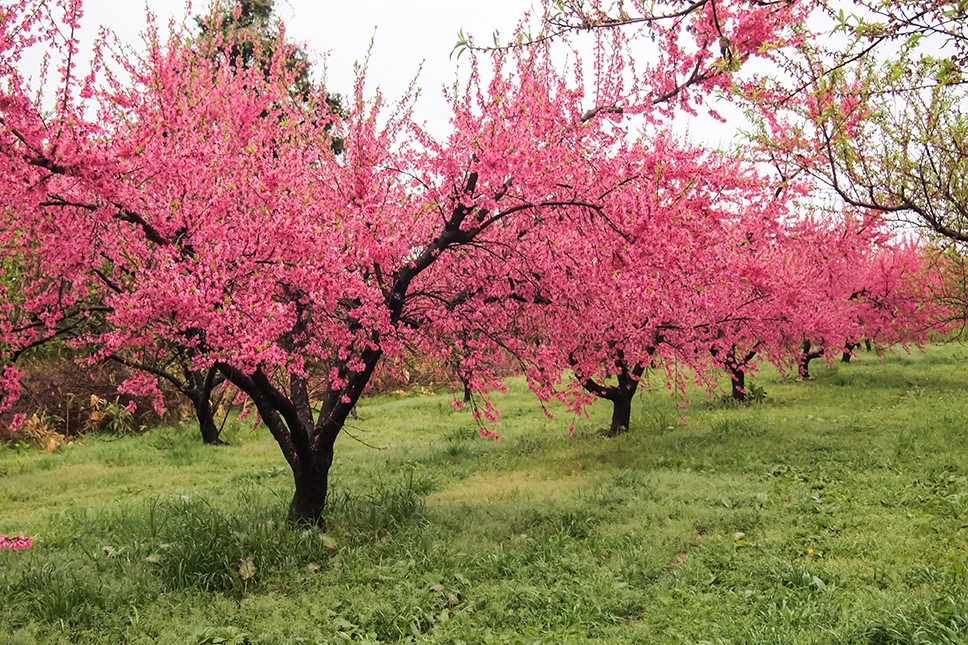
2;345;968;644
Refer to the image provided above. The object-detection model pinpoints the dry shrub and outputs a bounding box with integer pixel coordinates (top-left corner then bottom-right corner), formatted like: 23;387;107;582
7;408;66;451
1;359;169;443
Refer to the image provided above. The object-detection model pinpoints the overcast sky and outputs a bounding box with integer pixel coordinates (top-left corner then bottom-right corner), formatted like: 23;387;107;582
69;1;538;136
62;0;738;144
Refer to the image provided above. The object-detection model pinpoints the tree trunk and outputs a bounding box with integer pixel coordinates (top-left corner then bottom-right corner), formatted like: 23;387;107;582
196;405;224;445
718;345;758;403
107;354;227;445
288;446;334;525
607;389;634;437
183;388;223;445
842;341;860;364
798;340;824;379
187;366;225;445
729;366;746;402
577;357;646;437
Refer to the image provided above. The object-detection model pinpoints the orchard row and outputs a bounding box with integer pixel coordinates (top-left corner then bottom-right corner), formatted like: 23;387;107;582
0;0;958;522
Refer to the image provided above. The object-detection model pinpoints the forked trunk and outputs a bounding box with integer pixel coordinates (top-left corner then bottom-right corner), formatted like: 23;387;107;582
107;355;226;445
283;384;357;526
799;340;824;379
188;366;225;445
578;357;646;437
719;345;757;403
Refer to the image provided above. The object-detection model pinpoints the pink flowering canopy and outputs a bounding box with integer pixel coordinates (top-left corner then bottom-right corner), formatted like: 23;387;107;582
2;0;940;522
499;0;815;119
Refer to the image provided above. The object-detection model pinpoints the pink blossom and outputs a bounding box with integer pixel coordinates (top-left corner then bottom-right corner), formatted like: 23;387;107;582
0;533;32;550
10;533;32;550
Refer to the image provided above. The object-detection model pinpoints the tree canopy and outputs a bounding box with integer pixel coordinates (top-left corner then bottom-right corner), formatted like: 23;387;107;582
0;0;951;523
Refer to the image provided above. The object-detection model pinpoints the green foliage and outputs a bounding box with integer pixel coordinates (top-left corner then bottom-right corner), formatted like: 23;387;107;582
192;625;251;645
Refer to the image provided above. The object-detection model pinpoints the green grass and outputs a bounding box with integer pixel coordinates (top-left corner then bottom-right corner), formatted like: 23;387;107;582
2;345;968;643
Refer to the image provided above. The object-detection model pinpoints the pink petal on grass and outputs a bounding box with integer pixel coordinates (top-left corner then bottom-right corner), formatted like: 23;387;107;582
8;533;32;550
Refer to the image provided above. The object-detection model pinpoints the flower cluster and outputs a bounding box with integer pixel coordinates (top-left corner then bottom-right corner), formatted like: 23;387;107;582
0;533;33;550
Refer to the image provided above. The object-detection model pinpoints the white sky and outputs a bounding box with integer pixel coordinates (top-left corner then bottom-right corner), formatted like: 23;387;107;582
60;0;739;145
71;1;539;136
0;0;743;147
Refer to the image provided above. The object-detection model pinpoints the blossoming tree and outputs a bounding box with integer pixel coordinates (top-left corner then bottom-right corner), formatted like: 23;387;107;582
0;0;808;523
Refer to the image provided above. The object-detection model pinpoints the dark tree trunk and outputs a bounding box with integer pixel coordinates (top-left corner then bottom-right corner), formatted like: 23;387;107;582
842;340;860;364
288;445;334;524
195;401;224;445
216;339;382;525
722;346;758;402
607;389;634;437
711;344;759;403
729;367;747;401
108;354;227;445
865;338;873;352
799;340;824;379
578;357;646;437
286;362;369;525
218;362;340;526
183;366;226;445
